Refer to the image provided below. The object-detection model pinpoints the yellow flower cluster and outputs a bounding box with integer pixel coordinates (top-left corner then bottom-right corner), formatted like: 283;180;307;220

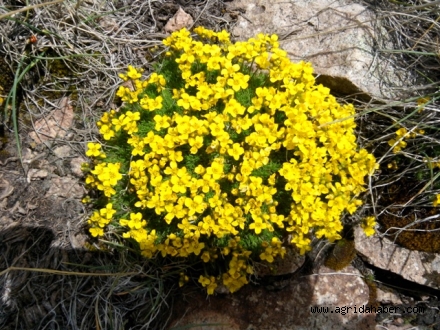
388;127;425;153
87;203;116;237
361;216;376;237
85;162;123;197
434;194;440;207
417;97;430;112
84;27;377;294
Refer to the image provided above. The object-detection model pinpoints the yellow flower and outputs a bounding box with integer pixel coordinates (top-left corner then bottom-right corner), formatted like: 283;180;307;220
221;61;240;77
224;98;246;118
196;83;213;100
179;272;189;287
227;72;250;92
140;96;163;111
227;143;244;161
154;114;171;131
89;227;104;237
361;216;376;237
126;65;143;80
249;217;267;235
100;203;116;220
85;28;380;295
184;195;206;216
395;127;408;138
201;251;211;263
177;93;191;110
99;124;115;140
198;275;217;295
120;212;146;229
207;161;224;180
433;194;440;207
188;136;204;154
260;246;274;263
86;142;101;157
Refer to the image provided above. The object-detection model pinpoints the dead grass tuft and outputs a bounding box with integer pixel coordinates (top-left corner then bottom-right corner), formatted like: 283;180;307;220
353;0;440;253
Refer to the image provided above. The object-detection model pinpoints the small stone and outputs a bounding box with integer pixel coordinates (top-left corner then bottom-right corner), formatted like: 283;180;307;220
99;16;119;32
53;145;72;158
27;169;48;183
70;157;86;178
164;7;194;33
214;284;230;295
45;175;85;199
0;178;14;201
376;287;403;305
29;97;74;144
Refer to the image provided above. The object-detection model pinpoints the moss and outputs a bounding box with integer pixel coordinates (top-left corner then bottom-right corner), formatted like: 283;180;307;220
380;209;440;253
0;57;15;127
0;148;11;162
0;57;14;93
324;238;356;271
364;276;379;309
378;178;440;253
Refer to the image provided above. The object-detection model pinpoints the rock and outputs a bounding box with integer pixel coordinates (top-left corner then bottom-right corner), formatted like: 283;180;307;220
98;16;119;33
22;148;40;164
70;157;86;178
0;177;14;202
26;169;48;183
45;175;85;199
354;226;440;290
169;265;376;330
254;245;305;277
376;287;403;305
53;145;72;158
227;0;410;100
29;97;74;144
164;7;194;33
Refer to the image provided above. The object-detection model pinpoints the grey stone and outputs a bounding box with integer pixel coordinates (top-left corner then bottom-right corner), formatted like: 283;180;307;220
45;175;85;199
376;287;403;305
354;226;440;290
164;7;194;33
254;245;305;277
70;157;87;178
228;0;410;100
53;145;72;158
169;265;376;330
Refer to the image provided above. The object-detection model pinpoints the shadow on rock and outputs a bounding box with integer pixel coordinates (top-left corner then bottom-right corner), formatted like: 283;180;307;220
168;261;377;330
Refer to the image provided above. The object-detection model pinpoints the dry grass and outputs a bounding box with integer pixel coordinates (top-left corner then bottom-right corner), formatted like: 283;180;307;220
0;0;231;329
352;0;440;254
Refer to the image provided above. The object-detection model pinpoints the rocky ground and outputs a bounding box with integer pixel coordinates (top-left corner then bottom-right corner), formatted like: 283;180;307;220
1;0;440;329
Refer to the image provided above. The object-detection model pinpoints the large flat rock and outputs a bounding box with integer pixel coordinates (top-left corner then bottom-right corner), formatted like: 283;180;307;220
355;226;440;290
169;265;376;329
228;0;410;100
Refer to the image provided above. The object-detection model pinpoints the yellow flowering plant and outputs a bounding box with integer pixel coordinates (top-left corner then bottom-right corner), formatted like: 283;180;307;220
387;126;425;154
83;27;377;294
